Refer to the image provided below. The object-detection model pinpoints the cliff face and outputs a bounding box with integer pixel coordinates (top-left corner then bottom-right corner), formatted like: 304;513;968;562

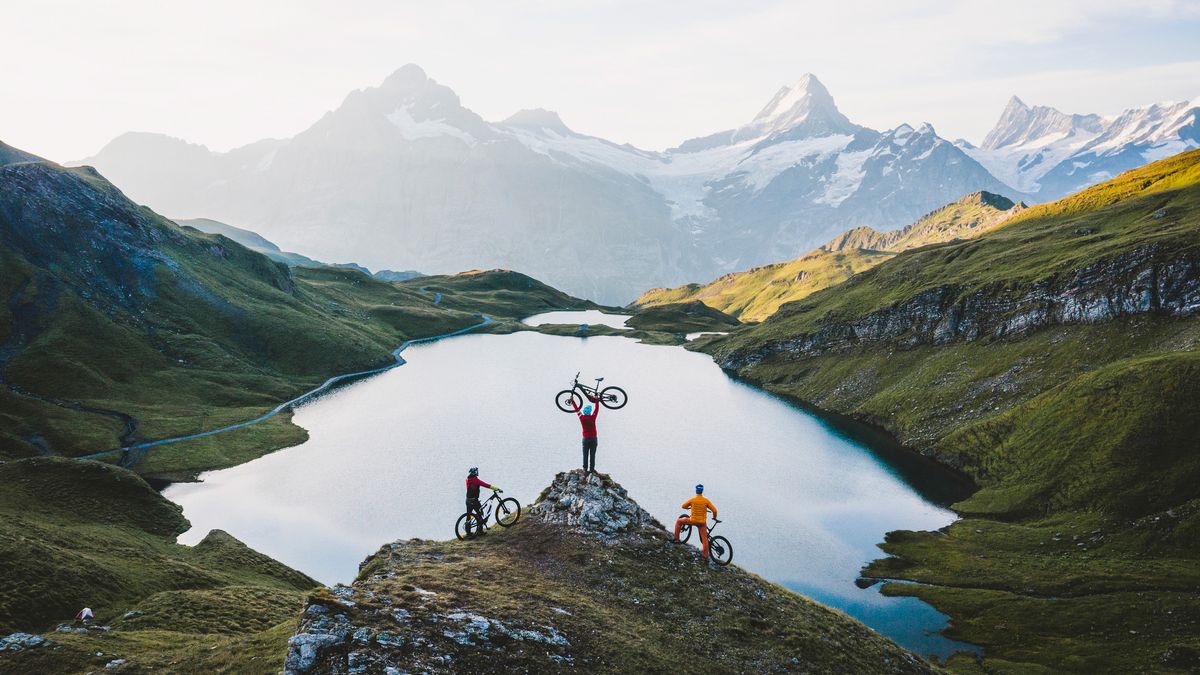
720;243;1200;371
285;470;934;675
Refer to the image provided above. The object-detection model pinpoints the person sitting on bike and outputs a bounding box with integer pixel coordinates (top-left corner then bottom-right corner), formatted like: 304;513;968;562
465;467;501;537
570;394;601;472
674;484;717;559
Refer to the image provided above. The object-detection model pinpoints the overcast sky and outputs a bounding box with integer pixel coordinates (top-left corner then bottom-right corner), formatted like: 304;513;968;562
4;0;1199;163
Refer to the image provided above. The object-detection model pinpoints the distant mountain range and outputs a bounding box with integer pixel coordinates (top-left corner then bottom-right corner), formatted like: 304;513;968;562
74;65;1198;303
958;94;1198;198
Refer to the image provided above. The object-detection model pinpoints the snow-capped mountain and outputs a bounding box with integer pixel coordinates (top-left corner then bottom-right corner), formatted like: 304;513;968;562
75;65;1014;302
961;95;1199;199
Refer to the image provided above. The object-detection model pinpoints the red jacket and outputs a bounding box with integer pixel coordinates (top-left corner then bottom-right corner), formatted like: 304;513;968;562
466;476;493;499
573;398;599;438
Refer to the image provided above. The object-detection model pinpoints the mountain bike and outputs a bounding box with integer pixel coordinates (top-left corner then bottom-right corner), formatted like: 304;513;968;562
678;517;733;566
455;489;521;540
555;372;628;412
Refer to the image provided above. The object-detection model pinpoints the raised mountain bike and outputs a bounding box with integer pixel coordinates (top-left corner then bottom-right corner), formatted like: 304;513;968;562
555;372;628;412
678;517;733;566
455;489;521;540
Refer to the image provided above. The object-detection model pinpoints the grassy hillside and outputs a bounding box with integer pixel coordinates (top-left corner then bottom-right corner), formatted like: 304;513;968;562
0;458;317;673
635;191;1022;322
286;470;935;674
0;147;590;476
701;150;1200;672
624;300;740;333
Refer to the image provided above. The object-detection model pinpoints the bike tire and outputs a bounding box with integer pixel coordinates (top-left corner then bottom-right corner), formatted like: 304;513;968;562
599;386;628;409
678;516;693;543
495;498;522;527
555;389;584;413
455;513;481;540
710;535;733;566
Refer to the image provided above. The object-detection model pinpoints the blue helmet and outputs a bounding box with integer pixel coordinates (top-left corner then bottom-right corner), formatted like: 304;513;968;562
582;405;593;415
695;484;704;493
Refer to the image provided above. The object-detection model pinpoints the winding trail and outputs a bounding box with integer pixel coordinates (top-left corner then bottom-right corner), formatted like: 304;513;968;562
78;315;493;466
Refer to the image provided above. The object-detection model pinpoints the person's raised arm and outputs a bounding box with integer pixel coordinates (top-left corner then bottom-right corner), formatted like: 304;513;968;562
709;500;718;520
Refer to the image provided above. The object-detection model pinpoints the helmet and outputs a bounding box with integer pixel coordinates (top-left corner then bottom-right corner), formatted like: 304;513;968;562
468;467;479;476
695;484;704;493
582;405;593;415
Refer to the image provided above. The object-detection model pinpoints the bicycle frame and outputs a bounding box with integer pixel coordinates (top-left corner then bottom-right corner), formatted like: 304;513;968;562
570;372;608;401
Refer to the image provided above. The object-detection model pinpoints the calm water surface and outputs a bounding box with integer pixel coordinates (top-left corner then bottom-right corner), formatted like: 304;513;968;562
166;313;976;658
522;309;630;329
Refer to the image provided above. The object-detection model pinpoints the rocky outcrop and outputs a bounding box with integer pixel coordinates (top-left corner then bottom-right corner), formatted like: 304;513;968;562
721;245;1200;371
529;470;664;538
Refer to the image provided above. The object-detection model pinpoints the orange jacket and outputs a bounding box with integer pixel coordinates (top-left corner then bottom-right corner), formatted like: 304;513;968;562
681;495;716;523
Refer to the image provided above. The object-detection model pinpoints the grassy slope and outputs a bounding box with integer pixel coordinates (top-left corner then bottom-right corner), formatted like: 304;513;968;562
701;151;1200;672
624;300;741;333
0;156;588;476
0;458;317;673
635;192;1021;322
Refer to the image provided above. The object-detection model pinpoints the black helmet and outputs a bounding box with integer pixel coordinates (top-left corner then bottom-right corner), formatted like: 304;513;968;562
468;467;479;476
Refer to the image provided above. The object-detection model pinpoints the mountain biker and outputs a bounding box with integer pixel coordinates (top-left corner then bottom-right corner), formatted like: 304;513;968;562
570;395;601;472
465;467;501;537
674;484;717;559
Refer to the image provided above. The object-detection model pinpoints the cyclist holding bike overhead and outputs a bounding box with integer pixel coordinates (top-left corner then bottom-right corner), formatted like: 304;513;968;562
674;484;717;559
570;395;601;472
465;467;501;537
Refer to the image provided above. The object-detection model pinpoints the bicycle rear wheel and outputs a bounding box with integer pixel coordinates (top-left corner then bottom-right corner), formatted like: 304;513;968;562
599;386;628;409
495;498;521;527
455;513;482;540
710;535;733;566
555;389;583;413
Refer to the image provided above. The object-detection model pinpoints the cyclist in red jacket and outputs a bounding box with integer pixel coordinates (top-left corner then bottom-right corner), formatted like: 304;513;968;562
570;395;601;472
465;467;501;536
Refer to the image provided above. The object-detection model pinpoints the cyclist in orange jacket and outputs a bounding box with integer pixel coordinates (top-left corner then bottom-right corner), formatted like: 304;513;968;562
674;484;717;559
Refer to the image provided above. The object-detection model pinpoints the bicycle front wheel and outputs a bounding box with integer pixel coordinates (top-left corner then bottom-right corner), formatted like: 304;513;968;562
710;535;733;566
455;513;482;540
495;498;522;527
599;386;627;409
555;390;583;413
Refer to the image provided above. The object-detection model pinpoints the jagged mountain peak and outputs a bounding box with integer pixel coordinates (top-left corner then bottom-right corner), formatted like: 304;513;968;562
736;72;856;141
1005;95;1029;111
981;96;1104;151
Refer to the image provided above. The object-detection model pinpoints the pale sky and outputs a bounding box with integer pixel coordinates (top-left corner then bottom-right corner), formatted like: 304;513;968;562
4;0;1200;163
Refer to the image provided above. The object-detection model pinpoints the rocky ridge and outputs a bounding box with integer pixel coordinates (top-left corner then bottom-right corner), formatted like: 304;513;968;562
720;243;1200;371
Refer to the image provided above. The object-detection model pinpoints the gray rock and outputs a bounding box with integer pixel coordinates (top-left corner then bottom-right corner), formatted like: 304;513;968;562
0;632;48;652
286;633;343;673
530;470;664;538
